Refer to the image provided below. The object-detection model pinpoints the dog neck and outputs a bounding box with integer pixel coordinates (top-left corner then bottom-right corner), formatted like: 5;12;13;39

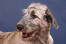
38;28;50;44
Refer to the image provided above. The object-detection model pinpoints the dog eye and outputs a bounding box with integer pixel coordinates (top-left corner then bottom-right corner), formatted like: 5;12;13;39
44;15;52;23
31;10;38;19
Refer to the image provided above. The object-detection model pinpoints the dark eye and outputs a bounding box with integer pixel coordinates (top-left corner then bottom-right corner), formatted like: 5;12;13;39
44;15;52;23
31;10;38;19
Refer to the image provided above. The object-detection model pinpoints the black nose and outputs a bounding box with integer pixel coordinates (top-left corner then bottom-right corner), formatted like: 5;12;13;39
16;24;24;31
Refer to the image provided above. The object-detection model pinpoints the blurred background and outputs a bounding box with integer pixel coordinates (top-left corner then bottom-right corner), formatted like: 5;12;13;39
0;0;66;44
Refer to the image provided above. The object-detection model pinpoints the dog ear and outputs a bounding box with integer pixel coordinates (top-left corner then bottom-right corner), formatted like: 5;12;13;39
22;9;28;15
30;10;38;19
46;9;59;29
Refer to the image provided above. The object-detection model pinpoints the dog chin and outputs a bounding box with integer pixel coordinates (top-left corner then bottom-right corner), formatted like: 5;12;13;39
22;36;34;41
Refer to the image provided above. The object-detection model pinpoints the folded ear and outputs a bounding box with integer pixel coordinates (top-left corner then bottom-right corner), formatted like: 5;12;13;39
22;9;28;14
46;9;59;29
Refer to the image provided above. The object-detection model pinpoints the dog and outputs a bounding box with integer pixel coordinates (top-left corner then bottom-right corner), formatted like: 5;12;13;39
0;3;58;44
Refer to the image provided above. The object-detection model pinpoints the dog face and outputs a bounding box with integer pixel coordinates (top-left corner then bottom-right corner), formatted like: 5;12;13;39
16;3;58;41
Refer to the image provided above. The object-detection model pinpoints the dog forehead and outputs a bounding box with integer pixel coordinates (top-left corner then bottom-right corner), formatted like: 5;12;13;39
35;10;46;19
23;3;48;20
28;3;48;11
28;3;48;19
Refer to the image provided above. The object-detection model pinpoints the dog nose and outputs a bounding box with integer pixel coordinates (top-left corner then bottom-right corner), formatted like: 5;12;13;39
16;24;24;31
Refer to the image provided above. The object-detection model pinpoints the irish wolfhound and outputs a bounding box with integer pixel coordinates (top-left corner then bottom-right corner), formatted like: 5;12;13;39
0;3;58;44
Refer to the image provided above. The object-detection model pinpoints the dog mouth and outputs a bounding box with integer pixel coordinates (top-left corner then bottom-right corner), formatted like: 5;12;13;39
22;32;33;38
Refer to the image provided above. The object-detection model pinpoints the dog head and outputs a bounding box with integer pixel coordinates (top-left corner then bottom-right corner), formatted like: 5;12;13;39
16;3;58;41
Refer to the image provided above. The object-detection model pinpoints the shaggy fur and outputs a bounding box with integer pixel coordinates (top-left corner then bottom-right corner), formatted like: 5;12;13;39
0;3;58;44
